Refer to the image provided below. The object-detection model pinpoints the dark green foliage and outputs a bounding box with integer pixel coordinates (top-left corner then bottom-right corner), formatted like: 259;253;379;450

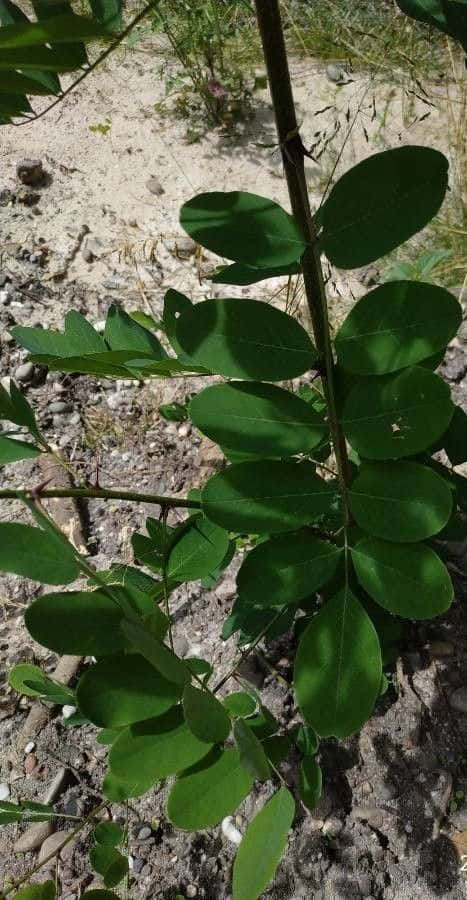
180;191;306;267
168;748;253;829
190;382;327;456
318;147;448;268
175;298;317;381
2;4;465;899
232;788;295;900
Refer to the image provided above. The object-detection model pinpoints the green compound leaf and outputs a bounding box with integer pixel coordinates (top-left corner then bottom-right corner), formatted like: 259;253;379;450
175;299;317;381
351;536;453;619
0;380;39;436
76;654;182;728
299;756;323;811
96;728;122;746
102;770;156;802
0;523;79;585
104;304;166;359
0;799;54;826
8;663;74;705
201;461;335;534
93;821;124;846
232;787;295;900
234;718;270;781
223;598;295;646
341;366;453;459
190;382;327;457
89;845;128;889
294;587;382;738
318;146;448;268
293;724;319;756
0;436;41;466
180;191;306;267
120;618;189;685
443;405;467;466
212;261;300;285
13;309;106;357
89;0;122;29
348;460;452;542
25;590;130;656
168;747;253;830
334;281;461;375
236;530;341;608
0;15;111;48
396;0;467;49
11;883;56;900
223;692;257;718
167;517;230;582
109;706;212;784
182;684;231;744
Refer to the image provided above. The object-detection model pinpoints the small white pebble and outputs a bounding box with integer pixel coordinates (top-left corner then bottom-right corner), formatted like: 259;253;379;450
221;816;242;846
128;855;134;870
187;644;202;658
24;741;35;754
62;705;77;720
186;886;197;898
0;783;10;801
94;320;106;333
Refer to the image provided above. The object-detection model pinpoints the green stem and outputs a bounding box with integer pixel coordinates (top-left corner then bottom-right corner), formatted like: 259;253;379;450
161;507;174;651
0;486;200;510
254;0;351;519
1;801;107;898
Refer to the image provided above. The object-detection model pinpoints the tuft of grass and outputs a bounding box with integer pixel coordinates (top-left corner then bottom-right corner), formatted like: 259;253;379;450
281;0;445;77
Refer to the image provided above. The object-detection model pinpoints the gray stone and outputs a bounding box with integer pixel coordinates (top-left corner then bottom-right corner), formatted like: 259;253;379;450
450;686;467;713
82;247;94;263
351;806;384;828
137;825;152;840
14;362;34;383
43;767;72;805
146;177;164;196
38;830;74;863
326;63;345;83
173;635;189;658
14;821;53;852
164;236;197;258
48;400;72;414
17;159;43;186
132;857;144;874
186;886;197;898
0;783;10;800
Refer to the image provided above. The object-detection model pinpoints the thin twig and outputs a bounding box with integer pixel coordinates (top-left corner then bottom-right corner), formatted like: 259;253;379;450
0;486;200;510
1;801;107;898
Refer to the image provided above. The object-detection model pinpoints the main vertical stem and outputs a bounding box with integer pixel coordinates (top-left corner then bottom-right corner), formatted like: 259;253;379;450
254;0;351;506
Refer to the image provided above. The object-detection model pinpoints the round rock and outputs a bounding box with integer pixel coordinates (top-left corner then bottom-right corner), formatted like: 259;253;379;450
15;362;34;382
38;830;74;863
0;783;10;801
48;400;72;414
